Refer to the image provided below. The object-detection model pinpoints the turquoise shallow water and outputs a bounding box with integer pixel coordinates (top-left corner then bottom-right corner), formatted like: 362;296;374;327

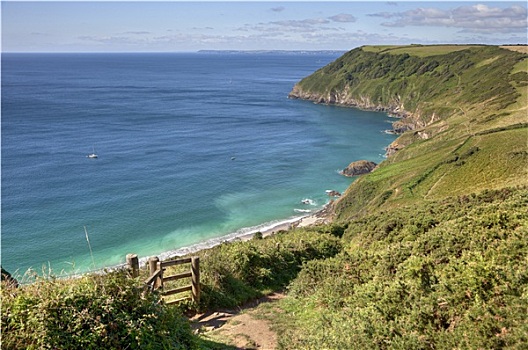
1;52;396;275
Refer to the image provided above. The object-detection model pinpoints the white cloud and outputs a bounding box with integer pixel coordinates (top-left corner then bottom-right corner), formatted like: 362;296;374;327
270;18;331;28
369;4;527;33
78;35;137;44
329;13;357;23
121;31;151;35
238;12;357;35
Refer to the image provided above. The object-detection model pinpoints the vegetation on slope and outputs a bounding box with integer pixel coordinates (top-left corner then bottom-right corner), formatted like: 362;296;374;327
290;45;526;124
277;187;528;349
1;271;196;349
164;228;342;309
275;45;528;349
1;228;341;349
290;45;527;217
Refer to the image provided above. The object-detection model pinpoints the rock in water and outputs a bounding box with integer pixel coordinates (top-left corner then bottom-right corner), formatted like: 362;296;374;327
340;160;377;177
326;190;341;197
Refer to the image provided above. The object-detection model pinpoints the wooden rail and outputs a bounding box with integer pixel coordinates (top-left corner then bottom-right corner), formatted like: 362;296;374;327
128;255;200;305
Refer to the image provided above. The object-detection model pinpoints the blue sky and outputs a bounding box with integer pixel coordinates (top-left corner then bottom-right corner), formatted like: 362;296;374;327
2;1;527;52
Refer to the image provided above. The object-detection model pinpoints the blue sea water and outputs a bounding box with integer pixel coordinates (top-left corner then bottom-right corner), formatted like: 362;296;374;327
1;52;396;275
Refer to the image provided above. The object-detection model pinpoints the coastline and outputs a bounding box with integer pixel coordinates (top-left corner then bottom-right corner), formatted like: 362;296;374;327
252;201;333;238
132;202;334;268
4;52;398;278
25;205;334;281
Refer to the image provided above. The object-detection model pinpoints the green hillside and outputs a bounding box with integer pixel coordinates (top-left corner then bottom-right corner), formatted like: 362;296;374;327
278;45;528;348
279;187;528;349
289;45;528;218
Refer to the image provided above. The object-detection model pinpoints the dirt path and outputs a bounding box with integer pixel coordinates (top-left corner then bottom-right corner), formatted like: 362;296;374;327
191;292;286;349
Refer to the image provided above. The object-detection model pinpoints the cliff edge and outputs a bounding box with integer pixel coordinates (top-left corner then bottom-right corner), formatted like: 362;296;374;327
289;45;528;218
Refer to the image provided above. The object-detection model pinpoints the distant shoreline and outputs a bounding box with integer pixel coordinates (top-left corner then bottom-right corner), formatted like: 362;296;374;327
133;202;334;268
197;49;346;55
61;206;332;279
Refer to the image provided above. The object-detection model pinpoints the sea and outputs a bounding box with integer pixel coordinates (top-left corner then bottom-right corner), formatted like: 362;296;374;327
1;52;396;276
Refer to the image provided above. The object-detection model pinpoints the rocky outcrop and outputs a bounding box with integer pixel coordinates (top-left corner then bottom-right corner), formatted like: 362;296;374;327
385;140;404;157
340;160;377;177
288;85;422;135
289;85;399;113
326;190;341;197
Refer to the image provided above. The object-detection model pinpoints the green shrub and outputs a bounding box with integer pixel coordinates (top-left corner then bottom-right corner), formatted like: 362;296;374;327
1;270;196;350
279;187;528;349
195;228;342;309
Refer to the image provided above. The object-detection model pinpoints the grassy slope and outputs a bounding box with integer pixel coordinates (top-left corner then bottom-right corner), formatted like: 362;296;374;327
1;227;342;349
277;45;528;349
277;188;528;349
294;45;528;219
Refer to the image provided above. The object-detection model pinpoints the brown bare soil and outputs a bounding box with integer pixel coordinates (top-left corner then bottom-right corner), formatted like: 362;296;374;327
191;292;285;349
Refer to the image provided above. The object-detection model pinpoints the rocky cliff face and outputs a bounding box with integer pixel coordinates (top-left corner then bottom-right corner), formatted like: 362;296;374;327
289;85;407;114
288;85;425;136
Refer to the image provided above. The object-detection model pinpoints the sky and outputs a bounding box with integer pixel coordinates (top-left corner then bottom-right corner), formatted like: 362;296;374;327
2;1;527;52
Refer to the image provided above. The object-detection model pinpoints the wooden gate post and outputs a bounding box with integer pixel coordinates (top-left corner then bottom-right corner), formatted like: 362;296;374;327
126;254;139;278
191;256;200;304
148;256;159;276
148;256;160;289
157;261;164;290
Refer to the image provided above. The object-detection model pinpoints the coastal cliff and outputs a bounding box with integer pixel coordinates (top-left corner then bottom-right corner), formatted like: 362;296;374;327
277;48;528;348
289;45;527;216
289;45;526;149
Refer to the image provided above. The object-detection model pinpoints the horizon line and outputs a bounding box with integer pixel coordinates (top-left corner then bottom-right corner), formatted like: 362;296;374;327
4;44;527;54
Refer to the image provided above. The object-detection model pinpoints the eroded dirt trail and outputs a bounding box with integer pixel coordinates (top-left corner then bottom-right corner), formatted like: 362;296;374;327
191;292;286;349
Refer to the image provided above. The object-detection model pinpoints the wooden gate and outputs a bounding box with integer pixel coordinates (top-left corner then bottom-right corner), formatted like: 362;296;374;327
141;255;200;305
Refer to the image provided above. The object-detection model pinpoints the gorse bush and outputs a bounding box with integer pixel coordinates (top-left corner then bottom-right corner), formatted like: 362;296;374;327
195;228;342;309
1;226;343;349
280;187;528;349
1;270;196;350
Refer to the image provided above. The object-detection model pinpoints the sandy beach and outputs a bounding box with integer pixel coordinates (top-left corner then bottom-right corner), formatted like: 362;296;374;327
219;202;334;246
259;203;333;238
151;203;335;265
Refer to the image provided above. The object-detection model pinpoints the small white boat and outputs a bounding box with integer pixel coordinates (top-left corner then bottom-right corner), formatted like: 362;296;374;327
87;146;98;159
